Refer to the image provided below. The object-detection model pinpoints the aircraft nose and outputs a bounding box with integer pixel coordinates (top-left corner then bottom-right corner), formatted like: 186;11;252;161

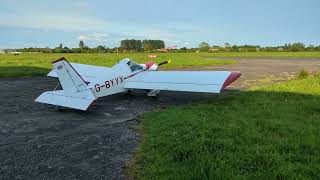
221;71;241;90
145;61;156;69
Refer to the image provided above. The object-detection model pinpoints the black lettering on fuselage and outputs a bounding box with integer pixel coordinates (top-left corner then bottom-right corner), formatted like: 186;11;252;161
95;76;125;92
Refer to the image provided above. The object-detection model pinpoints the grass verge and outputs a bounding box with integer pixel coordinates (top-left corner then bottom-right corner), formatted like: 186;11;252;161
0;53;235;78
129;74;320;179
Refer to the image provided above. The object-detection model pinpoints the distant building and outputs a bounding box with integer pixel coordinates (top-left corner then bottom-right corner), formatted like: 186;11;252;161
157;48;168;52
208;48;219;52
148;54;157;58
1;49;22;55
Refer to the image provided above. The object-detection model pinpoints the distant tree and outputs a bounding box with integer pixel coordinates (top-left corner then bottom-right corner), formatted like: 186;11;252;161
199;42;210;52
96;45;106;50
290;42;305;52
231;45;239;52
63;46;71;53
59;43;63;49
143;43;152;51
142;40;165;51
305;45;315;52
224;43;231;48
199;42;209;48
121;39;142;52
93;45;107;53
179;47;187;52
79;40;85;49
53;47;63;53
71;48;81;53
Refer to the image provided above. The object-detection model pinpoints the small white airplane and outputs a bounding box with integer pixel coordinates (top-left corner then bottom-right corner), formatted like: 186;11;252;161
35;57;241;110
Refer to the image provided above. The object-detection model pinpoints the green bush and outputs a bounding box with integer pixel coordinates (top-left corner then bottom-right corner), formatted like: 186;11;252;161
298;69;309;79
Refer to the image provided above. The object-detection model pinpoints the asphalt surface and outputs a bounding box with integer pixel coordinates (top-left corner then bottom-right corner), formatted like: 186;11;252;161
0;77;218;180
1;58;320;179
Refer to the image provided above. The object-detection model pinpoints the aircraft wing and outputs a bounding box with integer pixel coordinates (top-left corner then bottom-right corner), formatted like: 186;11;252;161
47;63;111;83
123;71;241;93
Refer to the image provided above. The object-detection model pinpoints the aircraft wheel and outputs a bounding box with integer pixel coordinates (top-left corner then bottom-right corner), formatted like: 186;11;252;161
125;90;133;96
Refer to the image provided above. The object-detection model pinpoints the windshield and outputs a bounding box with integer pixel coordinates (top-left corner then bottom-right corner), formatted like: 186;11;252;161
127;60;144;72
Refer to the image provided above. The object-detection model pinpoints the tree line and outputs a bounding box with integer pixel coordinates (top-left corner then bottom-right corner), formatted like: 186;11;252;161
16;40;320;53
120;39;165;52
197;42;320;52
18;40;117;53
18;39;166;53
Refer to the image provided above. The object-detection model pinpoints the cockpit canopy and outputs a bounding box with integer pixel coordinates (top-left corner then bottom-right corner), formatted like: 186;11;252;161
127;60;144;72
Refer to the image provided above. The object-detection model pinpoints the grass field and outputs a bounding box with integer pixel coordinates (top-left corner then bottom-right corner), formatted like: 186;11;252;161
1;52;320;78
130;74;320;179
0;53;235;78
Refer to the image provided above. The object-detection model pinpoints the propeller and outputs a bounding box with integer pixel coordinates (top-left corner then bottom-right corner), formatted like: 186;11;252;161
158;59;171;66
144;60;171;71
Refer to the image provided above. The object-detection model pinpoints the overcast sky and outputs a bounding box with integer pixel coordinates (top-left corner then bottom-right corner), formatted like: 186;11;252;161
0;0;319;48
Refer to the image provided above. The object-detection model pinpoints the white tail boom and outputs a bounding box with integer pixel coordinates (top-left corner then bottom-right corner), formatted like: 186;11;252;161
35;57;95;110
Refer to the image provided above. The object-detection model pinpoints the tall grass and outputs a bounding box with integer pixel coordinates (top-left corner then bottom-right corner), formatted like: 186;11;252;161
130;74;320;179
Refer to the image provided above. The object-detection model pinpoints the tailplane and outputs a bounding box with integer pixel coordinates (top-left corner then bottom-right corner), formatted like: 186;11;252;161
35;57;95;110
35;89;95;110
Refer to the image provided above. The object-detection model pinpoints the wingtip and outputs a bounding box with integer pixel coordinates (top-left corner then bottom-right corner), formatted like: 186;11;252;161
221;71;241;90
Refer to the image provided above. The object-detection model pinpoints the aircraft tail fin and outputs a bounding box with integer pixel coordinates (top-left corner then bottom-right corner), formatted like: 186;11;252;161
52;57;89;94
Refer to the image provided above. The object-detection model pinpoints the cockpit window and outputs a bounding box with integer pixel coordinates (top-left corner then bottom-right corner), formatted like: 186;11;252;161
128;60;143;72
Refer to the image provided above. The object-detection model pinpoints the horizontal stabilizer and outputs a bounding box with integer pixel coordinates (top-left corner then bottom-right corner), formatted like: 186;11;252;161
35;89;95;110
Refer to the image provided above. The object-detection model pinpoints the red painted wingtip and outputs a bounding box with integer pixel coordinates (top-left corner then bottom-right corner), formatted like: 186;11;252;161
221;71;241;90
52;57;66;63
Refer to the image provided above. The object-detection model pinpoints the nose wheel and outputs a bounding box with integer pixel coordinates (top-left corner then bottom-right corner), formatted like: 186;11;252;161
125;89;133;96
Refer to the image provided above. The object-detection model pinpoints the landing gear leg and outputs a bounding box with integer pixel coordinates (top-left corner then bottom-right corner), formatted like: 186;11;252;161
147;90;160;98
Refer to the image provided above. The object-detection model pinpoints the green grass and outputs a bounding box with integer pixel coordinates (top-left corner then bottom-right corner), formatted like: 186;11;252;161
203;51;320;58
0;53;235;77
130;75;320;179
1;51;320;78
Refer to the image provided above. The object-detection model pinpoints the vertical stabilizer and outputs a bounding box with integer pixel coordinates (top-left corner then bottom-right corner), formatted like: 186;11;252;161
52;57;88;94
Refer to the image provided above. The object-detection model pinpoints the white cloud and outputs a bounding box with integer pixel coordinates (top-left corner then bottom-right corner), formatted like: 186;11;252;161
78;33;109;42
0;12;108;32
72;1;91;9
0;4;207;47
0;11;184;46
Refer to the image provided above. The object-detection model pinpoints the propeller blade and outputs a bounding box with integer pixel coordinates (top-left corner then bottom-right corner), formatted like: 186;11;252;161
158;59;171;66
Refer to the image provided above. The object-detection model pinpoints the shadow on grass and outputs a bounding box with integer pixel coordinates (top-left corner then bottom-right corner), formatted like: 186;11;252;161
131;90;320;179
0;66;50;78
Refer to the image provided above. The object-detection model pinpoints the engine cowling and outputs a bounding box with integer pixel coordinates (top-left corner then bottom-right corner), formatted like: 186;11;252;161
141;60;171;71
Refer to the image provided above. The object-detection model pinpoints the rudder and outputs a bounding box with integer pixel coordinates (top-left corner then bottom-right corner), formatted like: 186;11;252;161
52;57;89;94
